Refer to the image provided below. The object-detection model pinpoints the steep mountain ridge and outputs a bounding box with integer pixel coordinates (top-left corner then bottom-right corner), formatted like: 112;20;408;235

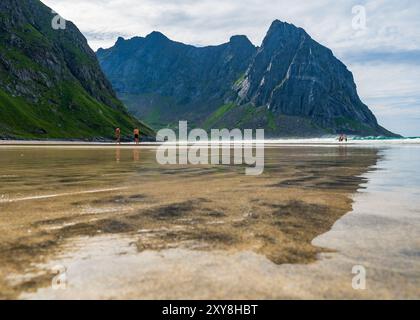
98;20;396;137
97;32;256;129
235;20;388;136
0;0;153;139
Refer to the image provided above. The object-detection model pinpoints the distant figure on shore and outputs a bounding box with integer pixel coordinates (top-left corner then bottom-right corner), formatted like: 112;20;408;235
115;128;121;144
338;134;348;142
134;128;140;144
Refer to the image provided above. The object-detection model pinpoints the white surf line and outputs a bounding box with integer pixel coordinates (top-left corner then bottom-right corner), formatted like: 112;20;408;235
0;187;128;203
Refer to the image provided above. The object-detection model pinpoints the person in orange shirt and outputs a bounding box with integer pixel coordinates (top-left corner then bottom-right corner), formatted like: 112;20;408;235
134;128;140;144
115;128;121;144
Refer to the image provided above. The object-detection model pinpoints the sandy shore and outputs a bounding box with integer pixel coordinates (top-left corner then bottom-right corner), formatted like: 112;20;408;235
0;145;419;299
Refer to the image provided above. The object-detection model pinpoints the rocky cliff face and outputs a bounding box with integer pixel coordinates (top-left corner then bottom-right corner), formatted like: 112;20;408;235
0;0;153;139
98;20;396;137
235;20;393;136
97;32;256;128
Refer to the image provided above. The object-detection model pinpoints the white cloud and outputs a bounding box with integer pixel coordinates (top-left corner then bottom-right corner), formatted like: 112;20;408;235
41;0;420;51
350;62;420;136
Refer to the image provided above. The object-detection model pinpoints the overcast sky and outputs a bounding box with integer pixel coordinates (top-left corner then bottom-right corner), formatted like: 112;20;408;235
42;0;420;136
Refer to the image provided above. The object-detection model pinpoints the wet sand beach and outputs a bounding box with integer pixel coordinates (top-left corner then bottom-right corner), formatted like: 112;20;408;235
0;144;419;299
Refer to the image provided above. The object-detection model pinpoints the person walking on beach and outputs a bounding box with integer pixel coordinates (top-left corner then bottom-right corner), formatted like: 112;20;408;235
338;134;348;143
115;128;121;144
134;128;140;145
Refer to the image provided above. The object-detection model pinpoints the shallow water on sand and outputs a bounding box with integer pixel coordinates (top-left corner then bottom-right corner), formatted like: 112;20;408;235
0;144;419;299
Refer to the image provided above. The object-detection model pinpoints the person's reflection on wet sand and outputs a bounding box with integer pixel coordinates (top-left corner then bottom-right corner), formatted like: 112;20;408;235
339;145;348;158
133;149;140;161
115;148;121;163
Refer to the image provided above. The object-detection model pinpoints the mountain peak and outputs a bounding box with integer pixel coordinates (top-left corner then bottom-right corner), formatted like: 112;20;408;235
146;31;169;41
269;19;297;29
229;35;254;47
267;19;307;37
116;36;126;45
260;19;309;49
270;19;291;26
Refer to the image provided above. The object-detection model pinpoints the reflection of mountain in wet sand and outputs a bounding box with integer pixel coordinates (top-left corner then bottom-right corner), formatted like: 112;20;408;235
0;146;378;299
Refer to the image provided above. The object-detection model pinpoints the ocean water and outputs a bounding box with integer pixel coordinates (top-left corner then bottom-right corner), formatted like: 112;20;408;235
265;137;420;145
1;137;420;146
0;142;419;299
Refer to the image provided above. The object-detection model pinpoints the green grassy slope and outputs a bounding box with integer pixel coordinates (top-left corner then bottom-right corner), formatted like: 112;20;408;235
0;85;153;139
0;0;154;140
